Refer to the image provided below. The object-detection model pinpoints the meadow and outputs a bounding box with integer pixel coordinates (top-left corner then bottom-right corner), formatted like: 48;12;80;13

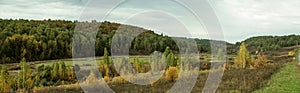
1;19;300;93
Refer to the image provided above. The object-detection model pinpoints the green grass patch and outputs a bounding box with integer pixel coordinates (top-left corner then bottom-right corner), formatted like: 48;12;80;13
253;62;300;93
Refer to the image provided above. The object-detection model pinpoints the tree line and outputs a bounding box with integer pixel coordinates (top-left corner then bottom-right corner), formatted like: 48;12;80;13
1;19;300;63
0;19;222;63
241;35;300;52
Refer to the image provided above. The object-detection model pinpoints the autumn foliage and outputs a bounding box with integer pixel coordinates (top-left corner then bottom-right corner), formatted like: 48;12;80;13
234;43;267;69
234;43;251;69
165;67;178;82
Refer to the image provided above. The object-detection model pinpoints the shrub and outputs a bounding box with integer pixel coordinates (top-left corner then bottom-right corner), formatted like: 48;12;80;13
112;76;126;84
165;67;178;82
84;73;98;85
103;76;110;82
253;53;267;68
288;51;295;57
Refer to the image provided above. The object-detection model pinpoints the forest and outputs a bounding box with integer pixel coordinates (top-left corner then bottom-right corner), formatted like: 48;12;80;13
1;19;300;92
1;19;300;64
0;19;215;63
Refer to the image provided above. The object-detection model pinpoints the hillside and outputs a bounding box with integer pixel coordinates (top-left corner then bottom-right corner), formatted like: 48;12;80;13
241;35;300;53
1;19;299;63
0;19;230;63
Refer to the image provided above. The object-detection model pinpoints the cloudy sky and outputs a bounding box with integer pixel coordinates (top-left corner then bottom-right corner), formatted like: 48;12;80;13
0;0;299;43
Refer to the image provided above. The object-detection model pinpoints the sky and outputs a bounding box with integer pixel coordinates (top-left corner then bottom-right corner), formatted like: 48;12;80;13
0;0;299;43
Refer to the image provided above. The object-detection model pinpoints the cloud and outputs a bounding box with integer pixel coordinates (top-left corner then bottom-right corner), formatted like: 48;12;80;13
0;0;87;20
0;0;299;43
210;0;300;43
96;0;209;39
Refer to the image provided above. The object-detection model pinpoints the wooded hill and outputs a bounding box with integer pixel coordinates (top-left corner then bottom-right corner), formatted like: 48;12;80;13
0;19;226;63
242;35;300;53
0;19;299;63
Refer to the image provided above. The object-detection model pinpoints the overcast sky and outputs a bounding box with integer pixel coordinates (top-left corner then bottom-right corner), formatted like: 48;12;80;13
0;0;299;43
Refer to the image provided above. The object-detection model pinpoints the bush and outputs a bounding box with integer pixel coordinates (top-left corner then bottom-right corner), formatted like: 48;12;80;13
165;67;178;82
288;51;295;57
112;76;126;84
103;76;110;82
84;73;98;85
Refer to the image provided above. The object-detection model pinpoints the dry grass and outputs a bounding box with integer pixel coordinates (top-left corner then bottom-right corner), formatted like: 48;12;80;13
33;83;82;93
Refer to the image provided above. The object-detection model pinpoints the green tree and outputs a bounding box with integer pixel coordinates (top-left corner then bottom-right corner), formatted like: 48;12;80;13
163;47;171;57
167;52;177;67
103;47;110;64
163;47;178;67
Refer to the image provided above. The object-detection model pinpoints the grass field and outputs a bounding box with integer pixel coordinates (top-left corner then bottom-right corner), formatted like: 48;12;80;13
4;54;286;93
254;62;300;93
35;56;151;67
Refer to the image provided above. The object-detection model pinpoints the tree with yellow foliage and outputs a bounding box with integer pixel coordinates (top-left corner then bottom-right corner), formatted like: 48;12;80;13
17;58;34;91
0;66;13;92
234;43;251;69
